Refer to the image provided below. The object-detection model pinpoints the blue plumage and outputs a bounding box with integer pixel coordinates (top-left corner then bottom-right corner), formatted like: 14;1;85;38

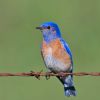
36;22;77;96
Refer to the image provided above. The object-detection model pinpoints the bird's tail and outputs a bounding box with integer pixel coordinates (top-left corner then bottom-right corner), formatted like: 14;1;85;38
57;75;77;96
64;75;77;96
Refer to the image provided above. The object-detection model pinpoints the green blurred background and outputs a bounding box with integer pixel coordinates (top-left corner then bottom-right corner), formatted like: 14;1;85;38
0;0;100;100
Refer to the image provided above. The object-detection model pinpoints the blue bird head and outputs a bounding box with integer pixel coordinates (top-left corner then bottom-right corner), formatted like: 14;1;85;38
36;22;61;43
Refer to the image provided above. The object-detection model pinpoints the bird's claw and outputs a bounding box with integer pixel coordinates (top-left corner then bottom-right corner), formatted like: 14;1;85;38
58;72;65;79
45;72;52;80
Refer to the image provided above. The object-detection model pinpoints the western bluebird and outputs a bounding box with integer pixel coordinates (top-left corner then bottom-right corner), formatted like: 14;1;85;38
36;22;77;96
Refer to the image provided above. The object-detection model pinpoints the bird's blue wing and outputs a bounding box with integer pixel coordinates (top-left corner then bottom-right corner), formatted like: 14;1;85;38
59;38;76;96
60;38;73;66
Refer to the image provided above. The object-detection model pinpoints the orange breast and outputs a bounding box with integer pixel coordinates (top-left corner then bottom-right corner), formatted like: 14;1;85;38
41;39;71;65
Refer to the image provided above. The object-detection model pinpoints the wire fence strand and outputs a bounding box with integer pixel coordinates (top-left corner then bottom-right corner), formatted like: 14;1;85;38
0;72;100;79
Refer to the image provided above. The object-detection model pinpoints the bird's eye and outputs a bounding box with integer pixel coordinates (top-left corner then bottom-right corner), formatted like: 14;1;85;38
47;26;50;29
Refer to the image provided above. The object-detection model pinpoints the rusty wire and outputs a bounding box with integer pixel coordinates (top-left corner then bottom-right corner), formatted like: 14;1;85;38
0;71;100;79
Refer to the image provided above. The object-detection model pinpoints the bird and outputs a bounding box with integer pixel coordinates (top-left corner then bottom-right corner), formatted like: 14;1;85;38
36;22;77;96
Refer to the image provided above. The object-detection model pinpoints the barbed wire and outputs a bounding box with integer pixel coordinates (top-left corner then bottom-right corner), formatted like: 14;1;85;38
0;71;100;79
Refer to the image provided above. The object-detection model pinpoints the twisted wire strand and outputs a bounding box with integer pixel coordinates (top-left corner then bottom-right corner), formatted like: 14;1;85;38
0;72;99;78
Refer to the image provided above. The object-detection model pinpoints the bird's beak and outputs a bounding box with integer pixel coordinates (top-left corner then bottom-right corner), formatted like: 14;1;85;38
36;26;43;30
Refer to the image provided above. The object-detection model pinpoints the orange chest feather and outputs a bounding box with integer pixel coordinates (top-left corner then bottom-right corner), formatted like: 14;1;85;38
41;39;71;64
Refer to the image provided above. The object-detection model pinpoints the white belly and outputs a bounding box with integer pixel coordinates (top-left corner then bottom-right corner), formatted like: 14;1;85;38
43;48;69;72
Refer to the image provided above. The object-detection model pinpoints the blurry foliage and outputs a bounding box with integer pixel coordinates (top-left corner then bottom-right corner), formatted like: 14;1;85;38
0;0;100;100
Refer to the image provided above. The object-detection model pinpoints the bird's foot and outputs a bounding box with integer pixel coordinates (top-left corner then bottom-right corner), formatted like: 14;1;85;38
45;72;52;80
58;72;65;79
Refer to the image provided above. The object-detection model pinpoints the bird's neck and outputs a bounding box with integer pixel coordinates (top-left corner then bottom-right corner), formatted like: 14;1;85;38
43;34;60;43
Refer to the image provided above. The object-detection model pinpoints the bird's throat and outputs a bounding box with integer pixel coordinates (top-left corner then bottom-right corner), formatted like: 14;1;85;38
43;34;58;43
